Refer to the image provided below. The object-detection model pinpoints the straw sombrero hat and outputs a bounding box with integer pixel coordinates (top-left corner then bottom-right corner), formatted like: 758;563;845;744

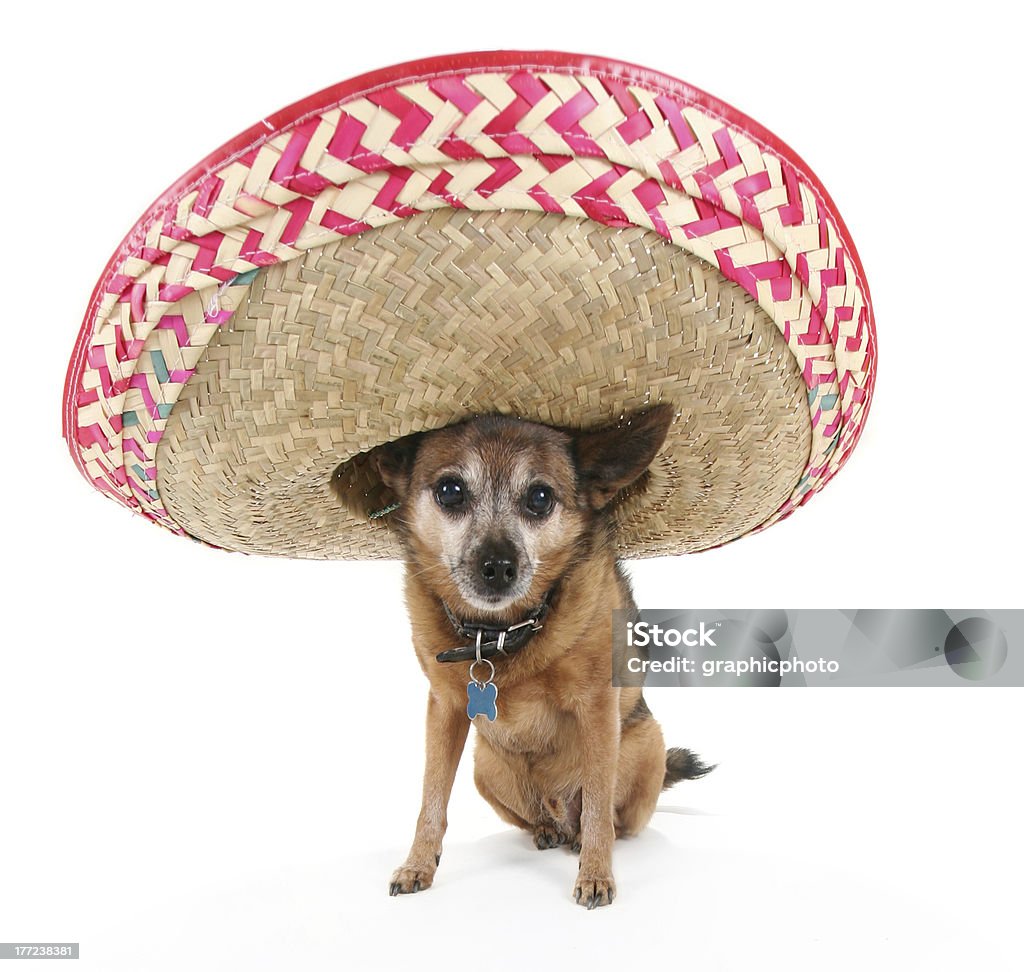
62;51;875;560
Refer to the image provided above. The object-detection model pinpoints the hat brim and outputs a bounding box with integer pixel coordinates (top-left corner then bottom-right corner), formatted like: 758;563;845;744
63;51;875;557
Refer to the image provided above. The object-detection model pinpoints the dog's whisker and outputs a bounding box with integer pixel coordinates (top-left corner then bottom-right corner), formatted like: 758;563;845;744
403;562;444;582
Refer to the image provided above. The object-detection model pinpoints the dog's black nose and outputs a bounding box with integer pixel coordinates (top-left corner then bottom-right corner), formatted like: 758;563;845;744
478;542;518;593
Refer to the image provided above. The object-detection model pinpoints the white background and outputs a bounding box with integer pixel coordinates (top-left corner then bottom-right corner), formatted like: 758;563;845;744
1;2;1021;969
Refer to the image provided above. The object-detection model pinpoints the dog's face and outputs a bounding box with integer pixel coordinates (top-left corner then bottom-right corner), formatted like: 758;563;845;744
385;418;581;614
373;406;673;618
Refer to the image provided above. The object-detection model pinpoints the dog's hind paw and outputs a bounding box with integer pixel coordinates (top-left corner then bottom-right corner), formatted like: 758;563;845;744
573;873;616;909
388;862;436;896
533;823;567;850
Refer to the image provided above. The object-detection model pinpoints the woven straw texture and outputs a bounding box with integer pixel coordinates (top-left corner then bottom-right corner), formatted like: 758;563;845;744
63;54;875;557
157;210;810;558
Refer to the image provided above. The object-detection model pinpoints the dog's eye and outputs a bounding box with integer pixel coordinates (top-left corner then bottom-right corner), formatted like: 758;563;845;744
434;477;466;510
524;484;555;517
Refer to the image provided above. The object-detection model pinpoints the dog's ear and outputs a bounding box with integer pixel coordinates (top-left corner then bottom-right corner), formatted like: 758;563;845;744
572;404;674;511
372;433;422;500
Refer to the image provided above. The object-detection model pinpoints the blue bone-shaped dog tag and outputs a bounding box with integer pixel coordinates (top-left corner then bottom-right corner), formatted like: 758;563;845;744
467;680;498;721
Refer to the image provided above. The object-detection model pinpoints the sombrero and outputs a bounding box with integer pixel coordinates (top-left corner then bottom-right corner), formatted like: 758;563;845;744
62;51;875;560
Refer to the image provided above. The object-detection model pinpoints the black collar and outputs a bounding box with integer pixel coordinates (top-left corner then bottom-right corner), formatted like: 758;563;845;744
435;588;556;664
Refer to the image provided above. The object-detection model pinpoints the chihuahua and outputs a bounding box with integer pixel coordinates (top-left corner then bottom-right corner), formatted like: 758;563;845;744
369;403;711;908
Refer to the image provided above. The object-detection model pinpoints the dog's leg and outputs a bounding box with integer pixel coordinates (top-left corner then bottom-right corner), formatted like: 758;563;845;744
389;692;469;895
572;693;620;908
471;753;536;831
613;716;666;837
533;794;578;850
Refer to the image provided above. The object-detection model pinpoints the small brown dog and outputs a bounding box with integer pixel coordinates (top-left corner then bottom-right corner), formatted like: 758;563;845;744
371;404;711;908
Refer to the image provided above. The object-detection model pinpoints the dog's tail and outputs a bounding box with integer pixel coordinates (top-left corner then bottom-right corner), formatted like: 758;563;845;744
663;747;715;789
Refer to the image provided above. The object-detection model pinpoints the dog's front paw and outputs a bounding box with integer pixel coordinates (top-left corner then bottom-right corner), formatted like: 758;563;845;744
388;860;437;896
573;872;616;909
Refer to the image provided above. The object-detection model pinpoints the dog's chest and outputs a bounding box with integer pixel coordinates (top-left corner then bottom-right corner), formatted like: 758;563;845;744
473;684;573;754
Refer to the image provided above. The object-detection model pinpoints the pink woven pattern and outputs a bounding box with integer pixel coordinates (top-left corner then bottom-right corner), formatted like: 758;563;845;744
64;56;875;543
